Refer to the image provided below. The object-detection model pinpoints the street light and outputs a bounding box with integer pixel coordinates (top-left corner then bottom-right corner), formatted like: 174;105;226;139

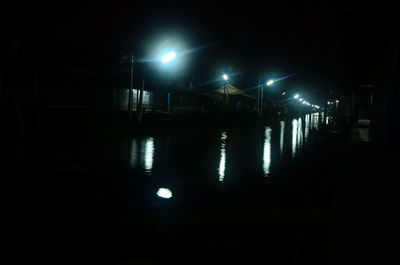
161;51;176;63
222;74;229;81
294;94;299;99
266;79;274;86
128;48;179;125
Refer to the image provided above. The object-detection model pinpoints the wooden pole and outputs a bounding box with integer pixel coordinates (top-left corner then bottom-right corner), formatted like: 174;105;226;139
138;78;144;125
260;83;264;123
128;53;134;125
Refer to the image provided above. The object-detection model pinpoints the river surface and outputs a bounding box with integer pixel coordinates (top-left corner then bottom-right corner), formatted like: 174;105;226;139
4;112;330;265
91;113;324;212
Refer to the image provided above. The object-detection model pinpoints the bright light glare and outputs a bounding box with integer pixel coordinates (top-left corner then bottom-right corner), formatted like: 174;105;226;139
161;51;176;63
292;119;297;157
294;94;299;99
282;91;286;95
157;188;172;199
299;98;303;102
336;100;339;103
222;74;229;81
263;127;272;176
266;80;274;86
218;132;227;182
144;138;154;173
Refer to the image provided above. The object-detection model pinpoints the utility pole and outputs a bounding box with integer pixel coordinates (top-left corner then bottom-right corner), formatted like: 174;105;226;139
128;52;134;125
225;83;229;104
260;80;264;123
137;78;145;125
256;76;260;116
257;75;261;121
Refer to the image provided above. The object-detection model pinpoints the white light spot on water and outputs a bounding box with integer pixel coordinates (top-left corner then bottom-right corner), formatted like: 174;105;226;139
263;127;272;176
144;137;154;173
292;119;297;157
157;188;172;199
218;132;227;182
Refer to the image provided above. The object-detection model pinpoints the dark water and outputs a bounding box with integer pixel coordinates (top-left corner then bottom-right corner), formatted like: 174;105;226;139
4;112;332;265
8;111;398;265
93;113;323;212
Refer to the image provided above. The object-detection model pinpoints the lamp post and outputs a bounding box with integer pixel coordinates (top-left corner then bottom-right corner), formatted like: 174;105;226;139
128;49;177;126
259;79;274;122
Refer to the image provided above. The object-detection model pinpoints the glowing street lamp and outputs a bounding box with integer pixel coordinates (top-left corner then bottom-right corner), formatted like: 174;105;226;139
161;51;177;64
129;46;180;125
294;94;299;99
222;74;229;103
266;79;274;86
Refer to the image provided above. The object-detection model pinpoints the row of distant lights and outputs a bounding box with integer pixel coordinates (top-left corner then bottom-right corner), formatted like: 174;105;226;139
327;100;339;105
222;74;321;110
222;74;275;88
294;94;320;109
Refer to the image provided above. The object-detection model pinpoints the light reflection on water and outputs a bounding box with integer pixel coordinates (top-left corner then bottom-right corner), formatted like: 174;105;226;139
127;137;155;175
124;114;322;183
130;139;138;168
280;121;285;158
305;114;310;141
311;113;319;130
263;127;272;176
144;138;154;174
292;119;297;157
291;117;307;158
218;132;227;182
157;188;172;199
297;118;303;153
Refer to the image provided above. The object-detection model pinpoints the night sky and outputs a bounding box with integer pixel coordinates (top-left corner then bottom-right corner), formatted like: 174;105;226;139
3;1;398;101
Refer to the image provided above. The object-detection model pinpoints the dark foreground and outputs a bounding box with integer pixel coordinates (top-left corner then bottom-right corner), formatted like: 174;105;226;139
2;118;399;265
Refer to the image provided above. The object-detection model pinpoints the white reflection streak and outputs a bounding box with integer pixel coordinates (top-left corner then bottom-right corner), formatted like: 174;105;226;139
130;139;138;167
279;121;285;158
314;113;319;129
263;127;272;176
292;119;297;157
305;114;309;140
144;137;154;172
297;118;302;148
218;132;227;182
